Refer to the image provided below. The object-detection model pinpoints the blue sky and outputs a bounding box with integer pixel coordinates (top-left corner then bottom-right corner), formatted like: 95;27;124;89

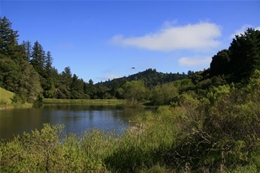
1;1;260;83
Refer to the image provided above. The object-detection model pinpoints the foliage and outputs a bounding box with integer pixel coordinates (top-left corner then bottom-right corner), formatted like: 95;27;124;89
150;82;178;105
0;17;42;103
164;71;260;172
123;80;147;107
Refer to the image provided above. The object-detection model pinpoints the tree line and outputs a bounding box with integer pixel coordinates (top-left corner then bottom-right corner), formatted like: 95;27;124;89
0;16;189;104
1;16;260;107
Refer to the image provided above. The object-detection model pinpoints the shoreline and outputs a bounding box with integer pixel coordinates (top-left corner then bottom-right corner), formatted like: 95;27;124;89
0;103;32;110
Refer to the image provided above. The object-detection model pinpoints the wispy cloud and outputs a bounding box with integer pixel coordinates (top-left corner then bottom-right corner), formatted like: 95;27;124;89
230;25;260;39
178;56;211;67
98;74;120;82
111;22;221;52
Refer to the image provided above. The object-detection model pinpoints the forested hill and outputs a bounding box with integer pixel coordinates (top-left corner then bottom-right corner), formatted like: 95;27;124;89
1;16;260;104
96;68;190;89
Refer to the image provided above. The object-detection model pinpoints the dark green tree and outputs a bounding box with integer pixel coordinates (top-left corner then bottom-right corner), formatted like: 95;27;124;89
45;51;53;75
42;51;56;98
0;16;19;56
229;28;260;82
31;41;46;76
210;49;231;76
85;79;96;99
0;17;22;94
56;66;72;99
70;74;85;99
22;40;32;61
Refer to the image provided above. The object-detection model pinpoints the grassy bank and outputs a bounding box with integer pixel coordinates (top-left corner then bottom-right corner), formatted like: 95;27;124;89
0;87;14;108
43;98;126;106
0;87;33;109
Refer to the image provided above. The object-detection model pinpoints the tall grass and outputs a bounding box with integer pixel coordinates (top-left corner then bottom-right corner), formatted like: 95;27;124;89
43;98;126;107
0;106;179;173
2;104;257;172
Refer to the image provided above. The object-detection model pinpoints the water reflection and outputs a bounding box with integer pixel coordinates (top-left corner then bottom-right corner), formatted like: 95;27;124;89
0;105;143;140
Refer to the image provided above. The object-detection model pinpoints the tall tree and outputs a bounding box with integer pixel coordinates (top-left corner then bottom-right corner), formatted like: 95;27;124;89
85;79;96;99
31;41;46;76
19;62;43;102
0;16;19;56
123;80;146;106
22;40;32;61
56;66;72;99
229;28;260;81
70;74;85;99
42;51;56;98
45;51;53;75
210;49;231;76
0;17;21;93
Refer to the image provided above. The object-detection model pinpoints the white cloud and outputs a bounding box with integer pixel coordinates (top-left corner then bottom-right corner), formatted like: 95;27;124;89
111;22;221;52
230;25;260;39
178;56;211;67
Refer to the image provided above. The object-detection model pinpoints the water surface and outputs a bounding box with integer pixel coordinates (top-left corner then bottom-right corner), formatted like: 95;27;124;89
0;105;141;140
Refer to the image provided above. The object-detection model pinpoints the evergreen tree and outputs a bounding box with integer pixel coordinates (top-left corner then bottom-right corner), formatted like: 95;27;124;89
70;74;83;99
85;79;96;99
229;28;260;81
31;41;46;76
0;17;22;93
45;51;53;76
56;66;72;99
210;49;231;76
22;40;32;61
0;17;19;56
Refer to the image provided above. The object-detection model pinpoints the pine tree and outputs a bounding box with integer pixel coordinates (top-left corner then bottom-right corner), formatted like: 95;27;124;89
45;51;53;75
22;40;32;61
0;16;19;56
229;28;260;81
31;41;46;76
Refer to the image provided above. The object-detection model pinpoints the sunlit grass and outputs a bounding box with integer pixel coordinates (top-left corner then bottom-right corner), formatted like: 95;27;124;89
0;87;14;107
43;98;126;106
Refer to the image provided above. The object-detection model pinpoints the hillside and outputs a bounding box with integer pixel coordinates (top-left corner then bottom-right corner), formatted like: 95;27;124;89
96;68;190;89
0;87;15;107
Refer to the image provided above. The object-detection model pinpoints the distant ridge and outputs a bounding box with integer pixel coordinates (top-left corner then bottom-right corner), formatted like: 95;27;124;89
96;68;190;88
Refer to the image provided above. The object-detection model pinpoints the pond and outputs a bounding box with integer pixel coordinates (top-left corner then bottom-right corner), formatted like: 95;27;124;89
0;105;143;140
